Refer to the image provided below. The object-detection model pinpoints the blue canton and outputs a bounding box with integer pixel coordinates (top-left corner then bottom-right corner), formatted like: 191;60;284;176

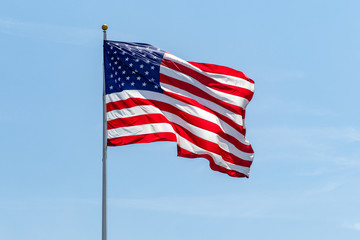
104;40;165;94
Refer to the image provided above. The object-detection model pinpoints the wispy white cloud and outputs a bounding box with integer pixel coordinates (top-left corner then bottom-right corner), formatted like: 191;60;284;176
109;195;287;219
109;185;340;220
352;223;360;231
251;126;360;163
315;181;344;193
253;66;306;83
343;127;360;142
0;18;94;45
297;168;330;176
343;222;360;231
0;18;134;45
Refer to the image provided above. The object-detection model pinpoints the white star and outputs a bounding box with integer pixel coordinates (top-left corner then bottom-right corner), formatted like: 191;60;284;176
109;63;111;66
122;70;126;74
117;57;120;60
114;61;118;65
115;80;117;83
110;74;113;78
111;57;114;60
126;76;130;80
132;52;136;56
131;82;135;86
115;72;118;75
146;60;150;63
140;64;144;68
122;51;126;55
114;51;117;54
153;56;157;59
118;66;121;69
151;66;155;70
135;59;139;62
150;78;155;82
129;63;133;67
154;85;158;89
145;71;149;75
142;82;147;86
118;77;121;80
132;71;136;74
109;85;113;90
121;82;125;86
125;57;129;61
137;76;141;80
110;46;113;50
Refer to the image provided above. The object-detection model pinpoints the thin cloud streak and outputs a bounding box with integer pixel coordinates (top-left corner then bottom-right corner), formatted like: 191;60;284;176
109;183;350;221
343;222;360;231
250;126;360;168
0;18;134;45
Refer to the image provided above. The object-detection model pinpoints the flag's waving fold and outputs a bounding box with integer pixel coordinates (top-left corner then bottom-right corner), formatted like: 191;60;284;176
104;40;255;177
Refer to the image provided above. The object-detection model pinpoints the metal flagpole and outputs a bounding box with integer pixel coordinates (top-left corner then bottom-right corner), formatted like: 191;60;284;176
101;24;108;240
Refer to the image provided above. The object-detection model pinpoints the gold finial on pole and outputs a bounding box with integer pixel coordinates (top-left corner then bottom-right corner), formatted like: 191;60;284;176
102;24;108;31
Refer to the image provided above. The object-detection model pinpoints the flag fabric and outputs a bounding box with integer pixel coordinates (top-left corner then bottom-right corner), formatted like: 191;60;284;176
103;40;255;178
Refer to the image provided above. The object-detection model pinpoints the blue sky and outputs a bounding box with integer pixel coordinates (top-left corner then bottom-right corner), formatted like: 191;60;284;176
1;0;359;239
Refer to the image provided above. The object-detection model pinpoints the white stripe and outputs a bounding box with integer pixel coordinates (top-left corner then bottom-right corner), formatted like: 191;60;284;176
160;65;250;109
177;135;250;176
163;52;254;92
108;122;175;139
106;90;153;104
107;105;162;121
206;72;255;92
106;91;250;145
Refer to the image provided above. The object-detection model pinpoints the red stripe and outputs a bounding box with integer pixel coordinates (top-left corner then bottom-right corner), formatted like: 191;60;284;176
160;73;245;115
106;98;253;153
108;113;169;130
106;96;154;112
188;61;254;84
161;58;254;101
108;132;177;146
177;147;248;178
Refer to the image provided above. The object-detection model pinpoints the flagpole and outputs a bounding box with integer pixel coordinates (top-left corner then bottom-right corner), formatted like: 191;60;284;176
101;24;108;240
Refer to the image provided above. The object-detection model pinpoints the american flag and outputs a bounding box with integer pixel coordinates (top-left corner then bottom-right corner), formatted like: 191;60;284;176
104;40;255;177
